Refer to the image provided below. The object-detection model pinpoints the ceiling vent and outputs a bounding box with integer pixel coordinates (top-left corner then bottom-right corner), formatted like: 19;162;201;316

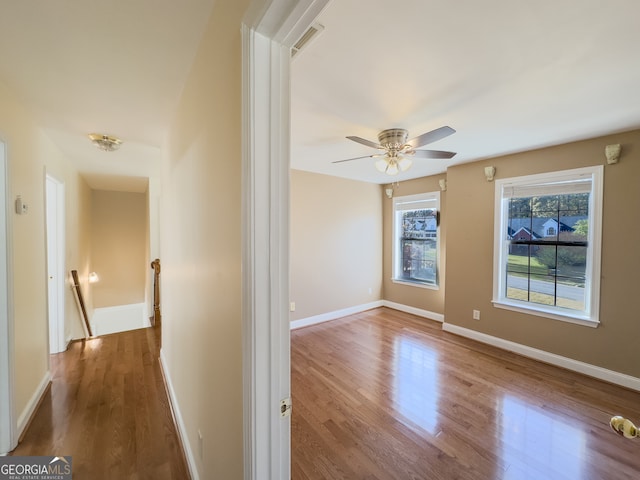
291;23;324;58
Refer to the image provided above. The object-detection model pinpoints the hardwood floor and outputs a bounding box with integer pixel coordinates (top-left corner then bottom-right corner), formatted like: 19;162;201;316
291;307;640;480
10;325;189;480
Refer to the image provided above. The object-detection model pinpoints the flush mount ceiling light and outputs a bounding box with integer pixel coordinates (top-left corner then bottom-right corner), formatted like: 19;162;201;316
88;133;122;152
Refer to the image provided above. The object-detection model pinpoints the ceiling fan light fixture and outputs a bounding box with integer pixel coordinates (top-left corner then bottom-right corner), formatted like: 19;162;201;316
336;125;456;176
375;158;389;173
386;160;399;176
398;156;412;172
88;133;122;152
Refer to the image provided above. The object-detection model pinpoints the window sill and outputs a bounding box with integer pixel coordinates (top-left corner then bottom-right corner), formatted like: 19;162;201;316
492;300;599;328
392;278;439;291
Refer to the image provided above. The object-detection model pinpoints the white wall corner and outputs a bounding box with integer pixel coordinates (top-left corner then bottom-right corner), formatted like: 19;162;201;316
442;323;640;392
16;370;51;439
382;300;445;323
290;301;384;330
159;349;200;480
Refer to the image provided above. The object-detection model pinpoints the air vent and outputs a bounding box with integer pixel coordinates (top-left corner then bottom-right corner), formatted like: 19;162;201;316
291;23;324;58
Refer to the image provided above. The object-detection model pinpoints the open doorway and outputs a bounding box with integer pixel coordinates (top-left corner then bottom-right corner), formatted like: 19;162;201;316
45;174;66;354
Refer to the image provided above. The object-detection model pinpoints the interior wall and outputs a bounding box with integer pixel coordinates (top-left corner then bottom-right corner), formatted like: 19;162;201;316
444;129;640;377
90;190;146;308
160;0;248;477
0;79;91;425
290;170;382;321
382;175;447;314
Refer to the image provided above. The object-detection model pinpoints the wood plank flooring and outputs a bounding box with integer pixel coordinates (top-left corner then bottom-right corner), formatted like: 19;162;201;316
10;325;189;480
291;307;640;480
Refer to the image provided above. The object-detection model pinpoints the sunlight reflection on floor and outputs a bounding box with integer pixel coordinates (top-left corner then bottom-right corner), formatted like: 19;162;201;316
501;395;586;479
393;335;440;435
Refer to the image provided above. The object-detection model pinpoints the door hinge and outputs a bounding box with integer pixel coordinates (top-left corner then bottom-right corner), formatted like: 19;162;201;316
280;397;292;417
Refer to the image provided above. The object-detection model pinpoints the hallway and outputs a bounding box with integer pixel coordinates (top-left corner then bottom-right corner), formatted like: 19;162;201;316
10;326;189;479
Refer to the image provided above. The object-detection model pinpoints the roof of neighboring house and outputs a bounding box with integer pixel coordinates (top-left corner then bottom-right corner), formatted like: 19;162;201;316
508;226;542;239
507;216;586;238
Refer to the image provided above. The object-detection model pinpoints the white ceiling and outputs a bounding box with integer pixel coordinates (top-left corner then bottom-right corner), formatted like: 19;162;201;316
0;1;639;191
0;0;216;192
291;0;640;184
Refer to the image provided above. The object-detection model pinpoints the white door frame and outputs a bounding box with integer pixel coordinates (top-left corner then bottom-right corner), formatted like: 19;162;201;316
45;174;66;354
241;1;329;478
0;140;16;455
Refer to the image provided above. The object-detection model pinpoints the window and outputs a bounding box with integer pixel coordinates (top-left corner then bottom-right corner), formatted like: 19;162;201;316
492;166;603;326
392;192;440;288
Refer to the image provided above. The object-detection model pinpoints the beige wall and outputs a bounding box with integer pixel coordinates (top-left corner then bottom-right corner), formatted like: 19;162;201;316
290;170;382;321
0;79;91;423
444;129;640;377
382;175;447;314
160;0;247;477
90;190;147;308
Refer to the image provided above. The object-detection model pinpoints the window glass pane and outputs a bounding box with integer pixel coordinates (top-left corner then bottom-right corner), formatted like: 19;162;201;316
556;246;586;278
555;245;587;311
532;195;558;242
559;192;589;215
535;244;557;271
506;274;528;302
528;274;556;307
401;239;436;283
401;209;437;239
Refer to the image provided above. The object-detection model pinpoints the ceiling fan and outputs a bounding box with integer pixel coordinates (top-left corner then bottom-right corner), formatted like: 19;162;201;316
333;126;456;175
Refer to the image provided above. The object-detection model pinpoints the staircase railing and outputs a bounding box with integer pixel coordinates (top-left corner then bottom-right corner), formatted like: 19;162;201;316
151;259;161;325
71;270;93;337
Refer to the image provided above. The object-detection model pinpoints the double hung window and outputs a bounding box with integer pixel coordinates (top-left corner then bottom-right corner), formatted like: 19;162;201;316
492;166;603;326
392;192;440;288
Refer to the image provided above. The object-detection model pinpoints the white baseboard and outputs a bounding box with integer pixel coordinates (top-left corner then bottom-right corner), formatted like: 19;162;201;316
290;300;445;329
381;300;444;323
290;301;383;330
442;323;640;392
17;370;51;439
159;349;200;480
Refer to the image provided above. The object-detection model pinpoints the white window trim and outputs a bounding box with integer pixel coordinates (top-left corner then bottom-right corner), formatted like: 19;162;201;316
492;165;603;327
392;191;440;289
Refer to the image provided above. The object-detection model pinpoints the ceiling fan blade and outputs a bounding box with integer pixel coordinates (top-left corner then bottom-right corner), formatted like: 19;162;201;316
346;136;382;149
406;126;455;149
332;154;377;164
410;150;457;159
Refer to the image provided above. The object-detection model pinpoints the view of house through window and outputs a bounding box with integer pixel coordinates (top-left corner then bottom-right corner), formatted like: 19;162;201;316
507;192;589;310
393;192;440;287
493;166;603;324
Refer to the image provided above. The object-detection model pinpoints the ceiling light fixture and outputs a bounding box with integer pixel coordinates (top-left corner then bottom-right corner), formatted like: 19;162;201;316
88;133;122;152
375;154;413;176
334;126;456;176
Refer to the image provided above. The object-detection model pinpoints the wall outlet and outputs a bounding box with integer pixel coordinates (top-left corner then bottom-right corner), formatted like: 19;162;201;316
368;287;372;295
289;302;295;312
198;429;204;460
472;310;480;320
